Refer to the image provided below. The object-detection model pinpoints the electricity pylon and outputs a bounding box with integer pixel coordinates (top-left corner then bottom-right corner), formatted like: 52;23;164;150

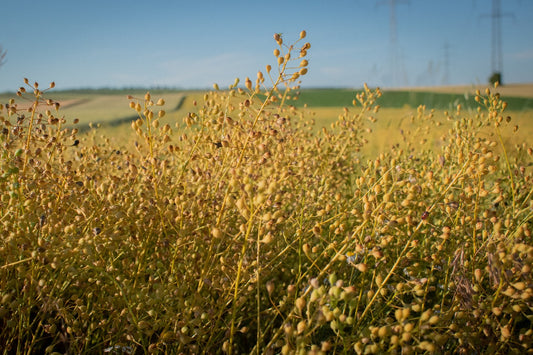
442;42;450;85
378;0;408;87
483;0;514;85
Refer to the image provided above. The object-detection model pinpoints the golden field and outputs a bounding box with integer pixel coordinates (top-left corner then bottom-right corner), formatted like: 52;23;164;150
1;32;532;354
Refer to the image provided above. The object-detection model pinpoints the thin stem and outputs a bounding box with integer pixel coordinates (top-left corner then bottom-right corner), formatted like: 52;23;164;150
22;95;40;175
357;156;471;325
228;202;256;354
495;125;516;214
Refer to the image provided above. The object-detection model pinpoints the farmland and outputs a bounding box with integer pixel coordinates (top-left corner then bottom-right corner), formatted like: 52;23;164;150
2;86;532;146
1;32;533;354
6;85;528;159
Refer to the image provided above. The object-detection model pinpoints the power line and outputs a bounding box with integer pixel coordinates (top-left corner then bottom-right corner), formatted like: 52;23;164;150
378;0;409;87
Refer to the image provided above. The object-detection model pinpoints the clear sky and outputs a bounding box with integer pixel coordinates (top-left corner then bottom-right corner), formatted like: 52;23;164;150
1;0;532;92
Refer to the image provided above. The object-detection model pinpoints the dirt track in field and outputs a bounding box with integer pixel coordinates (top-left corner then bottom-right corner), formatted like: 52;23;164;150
10;98;88;111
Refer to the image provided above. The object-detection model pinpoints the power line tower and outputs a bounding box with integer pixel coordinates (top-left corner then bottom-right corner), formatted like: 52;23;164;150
442;41;450;85
483;0;514;85
379;0;408;87
0;46;6;68
492;0;503;82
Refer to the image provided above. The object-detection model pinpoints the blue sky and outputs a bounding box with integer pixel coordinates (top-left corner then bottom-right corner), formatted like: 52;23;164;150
1;0;532;92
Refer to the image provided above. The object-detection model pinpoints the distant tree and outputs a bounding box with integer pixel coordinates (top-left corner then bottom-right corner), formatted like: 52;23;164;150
489;72;502;86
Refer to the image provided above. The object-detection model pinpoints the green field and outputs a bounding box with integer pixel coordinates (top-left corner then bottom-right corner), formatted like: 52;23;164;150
265;87;533;110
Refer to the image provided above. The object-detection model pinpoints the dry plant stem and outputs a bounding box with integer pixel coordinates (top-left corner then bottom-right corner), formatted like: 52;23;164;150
276;84;291;114
176;125;206;192
197;60;289;295
256;231;262;353
495;125;516;214
228;199;266;354
21;96;40;175
0;257;34;269
236;66;286;167
16;95;42;208
136;105;159;199
472;175;482;253
357;156;473;326
263;220;370;350
296;207;307;288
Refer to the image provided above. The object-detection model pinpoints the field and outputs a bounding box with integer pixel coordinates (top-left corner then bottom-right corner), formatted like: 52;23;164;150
1;90;187;128
2;88;532;157
1;32;533;354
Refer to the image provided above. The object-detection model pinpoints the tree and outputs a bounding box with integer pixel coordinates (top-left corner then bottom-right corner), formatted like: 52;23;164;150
489;72;502;86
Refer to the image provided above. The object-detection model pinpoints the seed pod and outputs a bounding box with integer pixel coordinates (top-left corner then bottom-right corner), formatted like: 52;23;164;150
300;30;306;39
378;326;391;338
260;232;273;244
474;268;483;282
266;281;275;295
295;297;306;312
501;325;511;339
513;282;526;291
356;263;368;272
211;227;222;238
297;320;306;334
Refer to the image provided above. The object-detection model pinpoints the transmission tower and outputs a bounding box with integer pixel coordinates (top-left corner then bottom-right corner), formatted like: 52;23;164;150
442;42;450;85
379;0;408;87
483;0;514;85
492;0;502;79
